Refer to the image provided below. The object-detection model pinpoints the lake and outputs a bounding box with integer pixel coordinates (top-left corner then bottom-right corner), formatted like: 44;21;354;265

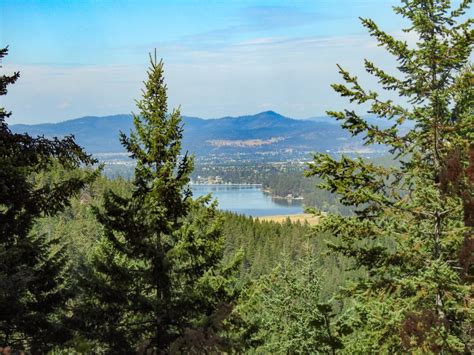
191;184;304;217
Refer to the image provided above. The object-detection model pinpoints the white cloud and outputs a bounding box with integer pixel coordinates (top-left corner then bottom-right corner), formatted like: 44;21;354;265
4;31;411;124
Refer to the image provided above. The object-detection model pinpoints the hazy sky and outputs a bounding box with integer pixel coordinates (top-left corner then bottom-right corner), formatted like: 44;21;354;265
1;0;408;123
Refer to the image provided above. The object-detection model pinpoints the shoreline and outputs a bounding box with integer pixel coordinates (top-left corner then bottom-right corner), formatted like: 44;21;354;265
262;189;304;201
191;183;304;201
255;213;321;225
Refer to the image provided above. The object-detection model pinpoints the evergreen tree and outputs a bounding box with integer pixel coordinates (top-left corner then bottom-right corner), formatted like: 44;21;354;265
77;53;240;353
307;0;473;352
0;47;97;352
230;252;342;354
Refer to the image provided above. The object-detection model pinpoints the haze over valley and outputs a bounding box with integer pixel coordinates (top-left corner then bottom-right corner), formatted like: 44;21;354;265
11;110;387;164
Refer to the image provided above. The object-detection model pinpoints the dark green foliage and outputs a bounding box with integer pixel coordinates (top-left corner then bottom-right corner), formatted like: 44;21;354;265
307;1;473;352
229;253;342;354
76;54;240;353
222;213;312;279
0;47;97;352
31;173;357;352
221;212;356;292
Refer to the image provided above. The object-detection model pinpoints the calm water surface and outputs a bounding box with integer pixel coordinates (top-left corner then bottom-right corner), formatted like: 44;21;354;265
191;184;303;217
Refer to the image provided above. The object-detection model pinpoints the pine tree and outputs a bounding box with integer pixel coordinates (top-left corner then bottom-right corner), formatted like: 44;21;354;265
306;1;473;352
230;252;342;353
77;53;240;353
0;47;97;352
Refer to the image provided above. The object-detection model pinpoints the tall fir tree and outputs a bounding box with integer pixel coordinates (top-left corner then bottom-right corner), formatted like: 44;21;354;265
76;53;240;353
230;252;342;354
306;0;473;353
0;47;97;352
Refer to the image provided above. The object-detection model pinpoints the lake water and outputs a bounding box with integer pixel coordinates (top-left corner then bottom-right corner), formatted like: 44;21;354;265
191;184;303;217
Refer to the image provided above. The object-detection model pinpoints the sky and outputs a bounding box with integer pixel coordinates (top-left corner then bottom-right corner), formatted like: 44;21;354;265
1;0;410;124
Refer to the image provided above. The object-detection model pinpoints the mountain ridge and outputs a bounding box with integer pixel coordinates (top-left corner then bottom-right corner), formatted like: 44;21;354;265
10;111;372;156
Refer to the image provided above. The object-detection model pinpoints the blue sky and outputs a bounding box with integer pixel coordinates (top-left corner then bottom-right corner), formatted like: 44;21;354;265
1;0;406;123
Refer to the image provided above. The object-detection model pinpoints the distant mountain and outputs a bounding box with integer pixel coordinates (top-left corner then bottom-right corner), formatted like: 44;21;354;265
11;114;133;153
10;111;376;156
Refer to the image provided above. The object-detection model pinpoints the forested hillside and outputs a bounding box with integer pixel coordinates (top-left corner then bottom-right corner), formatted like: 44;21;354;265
28;168;357;352
30;172;353;294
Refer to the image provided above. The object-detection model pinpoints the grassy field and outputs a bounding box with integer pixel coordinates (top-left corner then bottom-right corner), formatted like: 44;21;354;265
256;213;322;225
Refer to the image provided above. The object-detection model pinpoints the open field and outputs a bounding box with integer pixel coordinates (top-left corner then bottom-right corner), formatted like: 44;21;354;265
256;213;322;225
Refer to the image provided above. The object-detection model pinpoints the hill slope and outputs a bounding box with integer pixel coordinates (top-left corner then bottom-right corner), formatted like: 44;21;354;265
11;111;371;156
